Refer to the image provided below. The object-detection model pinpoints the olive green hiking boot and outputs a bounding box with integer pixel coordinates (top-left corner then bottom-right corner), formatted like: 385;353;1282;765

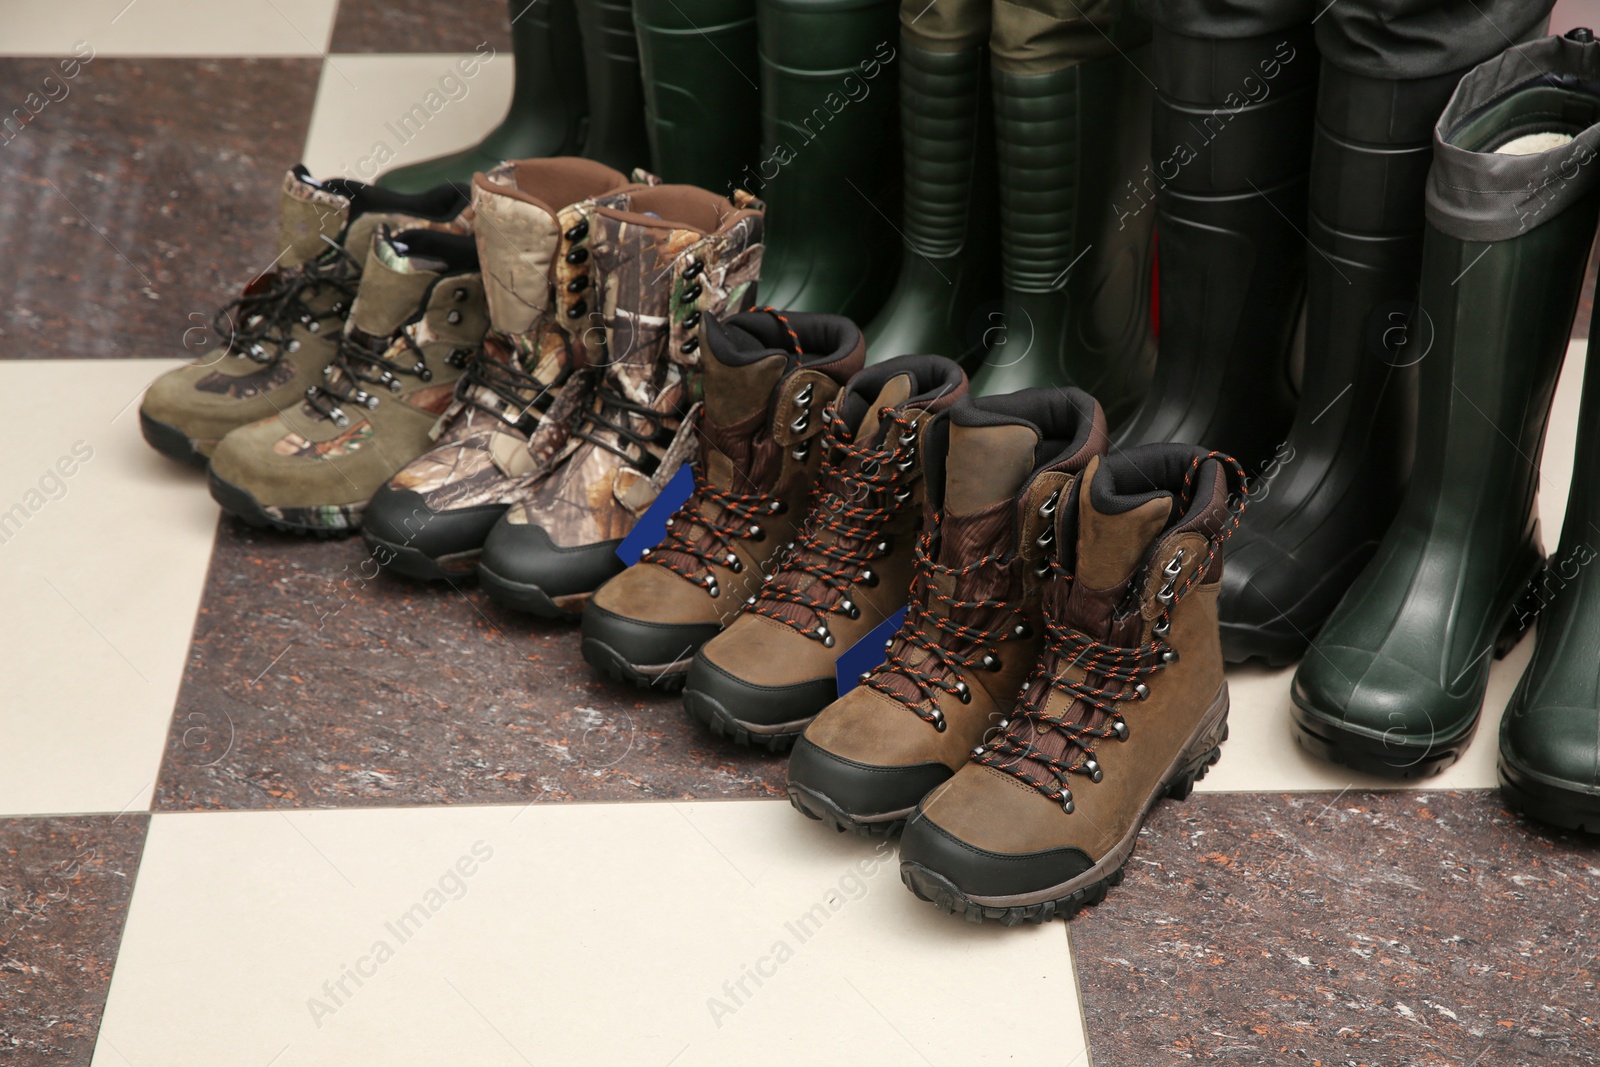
787;386;1108;835
140;165;471;464
361;158;641;580
1292;31;1600;779
207;227;488;534
476;183;768;617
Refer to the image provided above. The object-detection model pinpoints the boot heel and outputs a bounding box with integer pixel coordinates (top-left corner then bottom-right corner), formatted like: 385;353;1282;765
1494;576;1544;659
1166;721;1229;801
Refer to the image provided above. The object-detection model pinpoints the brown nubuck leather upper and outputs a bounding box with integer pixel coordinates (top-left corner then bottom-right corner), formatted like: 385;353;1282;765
799;389;1111;783
907;445;1246;877
589;311;867;630
691;355;969;723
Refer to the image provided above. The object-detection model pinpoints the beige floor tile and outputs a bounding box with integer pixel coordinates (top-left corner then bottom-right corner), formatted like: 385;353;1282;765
300;53;513;183
1202;338;1589;793
3;0;339;57
94;801;1083;1067
0;360;216;815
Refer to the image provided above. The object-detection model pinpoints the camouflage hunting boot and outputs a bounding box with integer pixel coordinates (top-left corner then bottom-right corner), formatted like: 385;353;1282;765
141;165;471;463
897;445;1246;922
581;309;867;689
788;387;1108;835
477;183;767;617
361;158;642;580
207;227;488;534
682;355;969;750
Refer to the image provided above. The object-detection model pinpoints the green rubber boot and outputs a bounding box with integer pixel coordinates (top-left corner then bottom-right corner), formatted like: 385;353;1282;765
632;0;760;189
575;0;652;171
752;0;902;321
862;1;999;365
377;0;588;193
970;0;1156;422
1293;31;1600;779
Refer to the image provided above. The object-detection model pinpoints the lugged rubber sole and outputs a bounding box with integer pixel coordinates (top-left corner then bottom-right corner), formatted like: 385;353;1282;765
681;688;809;752
477;564;589;619
581;637;689;693
1499;757;1600;834
1289;702;1476;779
787;781;913;838
900;689;1229;925
140;410;209;467
207;469;359;537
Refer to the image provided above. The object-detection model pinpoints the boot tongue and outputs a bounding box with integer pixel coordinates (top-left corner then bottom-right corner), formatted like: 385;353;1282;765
855;373;914;445
277;166;352;267
348;230;443;340
1051;457;1173;642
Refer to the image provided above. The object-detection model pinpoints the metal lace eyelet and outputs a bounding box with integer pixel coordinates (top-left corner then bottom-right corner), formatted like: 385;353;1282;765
680;337;700;355
416;365;432;382
766;500;786;514
1036;526;1055;550
791;441;811;462
1164;551;1185;577
972;746;985;757
1060;790;1075;814
566;301;587;319
859;568;878;587
1034;559;1053;578
564;220;589;242
565;248;588;265
1134;683;1150;700
1084;759;1103;783
955;681;971;705
859;671;872;683
933;715;947;733
453;287;468;302
892;487;912;504
286;340;301;353
680;282;703;303
1153;617;1171;637
795;383;814;405
873;538;892;555
748;524;765;540
705;576;720;598
1162;649;1179;664
1039;489;1061;517
307;321;321;334
883;638;895;651
1112;720;1130;741
981;653;1000;671
683;258;705;279
839;598;859;620
817;625;835;648
567;276;589;293
640;547;652;559
791;410;810;434
895;454;916;472
388;379;404;394
683;310;700;329
1013;621;1032;639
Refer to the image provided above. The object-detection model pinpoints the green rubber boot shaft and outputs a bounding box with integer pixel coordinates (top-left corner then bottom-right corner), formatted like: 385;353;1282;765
378;0;588;192
1218;61;1466;665
632;0;760;189
1294;204;1600;763
576;0;651;171
973;47;1156;419
753;0;902;320
864;36;999;364
1111;25;1315;465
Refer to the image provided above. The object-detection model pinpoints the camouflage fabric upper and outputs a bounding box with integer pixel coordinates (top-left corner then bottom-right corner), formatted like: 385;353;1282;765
502;190;766;547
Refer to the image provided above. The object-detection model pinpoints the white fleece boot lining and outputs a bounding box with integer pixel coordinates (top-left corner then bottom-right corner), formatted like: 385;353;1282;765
1496;131;1576;155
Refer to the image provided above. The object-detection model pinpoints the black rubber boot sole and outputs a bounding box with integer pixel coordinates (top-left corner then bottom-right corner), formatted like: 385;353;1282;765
581;637;689;693
786;782;912;838
477;563;587;619
900;735;1224;925
1498;757;1600;834
141;410;208;467
207;469;356;538
682;688;806;752
362;532;480;582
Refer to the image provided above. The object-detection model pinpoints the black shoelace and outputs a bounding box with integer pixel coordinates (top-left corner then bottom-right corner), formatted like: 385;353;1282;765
215;241;361;364
306;330;453;427
453;338;559;432
569;384;676;471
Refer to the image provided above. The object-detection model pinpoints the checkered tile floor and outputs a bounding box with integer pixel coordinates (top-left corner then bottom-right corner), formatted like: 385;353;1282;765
2;4;1598;1065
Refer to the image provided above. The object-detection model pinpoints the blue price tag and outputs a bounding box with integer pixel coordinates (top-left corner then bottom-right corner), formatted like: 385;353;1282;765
614;464;696;566
834;606;908;698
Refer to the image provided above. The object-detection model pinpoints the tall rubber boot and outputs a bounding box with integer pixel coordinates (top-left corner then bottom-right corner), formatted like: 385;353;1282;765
1111;24;1316;467
378;0;588;193
632;0;761;190
1292;29;1600;779
1218;63;1464;666
752;0;902;321
972;0;1157;422
862;0;999;364
575;0;652;170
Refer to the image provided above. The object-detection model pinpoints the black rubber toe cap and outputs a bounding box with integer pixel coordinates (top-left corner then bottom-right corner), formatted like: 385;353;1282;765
363;486;506;564
582;603;721;670
787;737;950;819
140;409;206;466
685;652;837;730
479;521;624;599
897;812;1094;899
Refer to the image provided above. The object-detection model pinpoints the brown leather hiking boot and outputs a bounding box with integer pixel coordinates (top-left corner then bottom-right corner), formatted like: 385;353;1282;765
787;387;1109;835
361;158;647;579
681;355;970;750
477;183;767;617
898;444;1247;923
581;309;867;689
141;166;472;464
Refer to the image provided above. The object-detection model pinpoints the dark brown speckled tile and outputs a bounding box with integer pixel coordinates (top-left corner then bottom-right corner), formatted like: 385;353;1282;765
0;815;148;1064
0;58;320;360
1071;790;1600;1067
153;517;787;810
329;0;512;54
